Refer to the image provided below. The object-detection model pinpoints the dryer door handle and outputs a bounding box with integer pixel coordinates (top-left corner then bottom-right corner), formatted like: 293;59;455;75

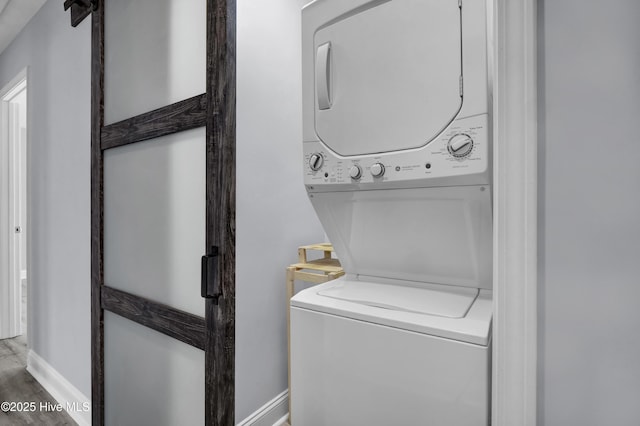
316;42;332;110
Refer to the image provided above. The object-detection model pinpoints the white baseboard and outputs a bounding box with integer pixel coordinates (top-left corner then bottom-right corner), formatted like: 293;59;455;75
237;390;289;426
273;414;290;426
26;350;91;426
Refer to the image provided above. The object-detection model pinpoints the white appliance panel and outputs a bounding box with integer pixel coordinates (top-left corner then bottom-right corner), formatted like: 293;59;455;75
292;280;493;345
291;307;490;426
302;0;489;146
317;280;478;318
304;114;490;190
310;185;492;289
313;0;462;156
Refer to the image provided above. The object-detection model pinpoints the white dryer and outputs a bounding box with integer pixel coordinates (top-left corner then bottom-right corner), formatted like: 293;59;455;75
292;0;492;424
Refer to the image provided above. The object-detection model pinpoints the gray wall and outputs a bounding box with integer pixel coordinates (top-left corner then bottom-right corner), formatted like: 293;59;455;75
538;1;640;424
0;0;91;397
236;0;325;420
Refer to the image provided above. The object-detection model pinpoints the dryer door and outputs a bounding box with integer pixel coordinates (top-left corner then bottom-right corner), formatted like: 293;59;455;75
314;0;462;156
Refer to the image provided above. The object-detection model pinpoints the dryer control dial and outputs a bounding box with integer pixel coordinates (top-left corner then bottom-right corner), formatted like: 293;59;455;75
309;153;324;171
370;163;385;177
447;134;474;158
349;164;362;180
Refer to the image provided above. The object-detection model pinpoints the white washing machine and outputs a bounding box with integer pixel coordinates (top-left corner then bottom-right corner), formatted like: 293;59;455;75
292;0;492;425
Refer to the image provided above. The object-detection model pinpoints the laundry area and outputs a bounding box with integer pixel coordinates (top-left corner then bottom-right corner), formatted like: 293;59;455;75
1;0;639;425
287;0;492;424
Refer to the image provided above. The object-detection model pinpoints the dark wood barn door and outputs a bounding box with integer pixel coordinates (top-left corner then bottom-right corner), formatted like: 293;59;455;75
87;0;235;424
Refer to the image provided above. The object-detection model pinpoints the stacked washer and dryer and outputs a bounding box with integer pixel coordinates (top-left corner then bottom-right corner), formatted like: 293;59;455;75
291;0;492;424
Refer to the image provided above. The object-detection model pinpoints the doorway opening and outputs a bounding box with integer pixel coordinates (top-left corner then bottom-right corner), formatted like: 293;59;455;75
0;69;28;349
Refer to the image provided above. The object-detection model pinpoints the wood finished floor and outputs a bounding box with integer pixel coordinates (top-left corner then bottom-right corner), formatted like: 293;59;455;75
0;335;76;425
0;284;76;426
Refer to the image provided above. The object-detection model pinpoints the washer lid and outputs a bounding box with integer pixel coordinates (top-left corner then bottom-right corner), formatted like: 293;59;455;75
314;0;462;156
318;280;478;318
292;278;493;345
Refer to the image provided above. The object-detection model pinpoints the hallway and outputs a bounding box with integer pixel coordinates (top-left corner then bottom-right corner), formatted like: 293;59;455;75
0;336;75;425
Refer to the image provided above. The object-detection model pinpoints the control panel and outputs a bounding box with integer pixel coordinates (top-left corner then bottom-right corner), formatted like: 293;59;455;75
304;114;489;191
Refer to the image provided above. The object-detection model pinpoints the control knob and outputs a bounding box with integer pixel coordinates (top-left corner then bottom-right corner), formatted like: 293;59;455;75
447;134;474;158
309;153;324;171
370;163;385;177
349;164;362;180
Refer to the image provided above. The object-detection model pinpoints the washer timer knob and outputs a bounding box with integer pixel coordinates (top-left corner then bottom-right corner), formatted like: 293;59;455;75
370;163;385;177
447;134;474;158
349;164;362;180
309;153;324;171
